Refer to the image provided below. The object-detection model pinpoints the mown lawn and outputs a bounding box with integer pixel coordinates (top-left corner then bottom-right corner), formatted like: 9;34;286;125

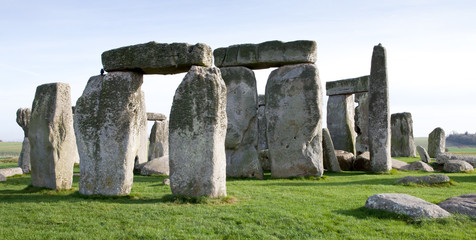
0;161;474;240
0;142;21;157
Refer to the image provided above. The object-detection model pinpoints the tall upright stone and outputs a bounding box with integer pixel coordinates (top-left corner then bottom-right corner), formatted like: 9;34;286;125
354;92;369;154
428;127;446;158
75;72;146;196
266;63;323;178
221;67;262;179
29;83;78;190
169;66;227;198
327;94;356;154
16;108;31;173
148;119;169;161
257;94;270;171
391;112;416;157
368;44;391;172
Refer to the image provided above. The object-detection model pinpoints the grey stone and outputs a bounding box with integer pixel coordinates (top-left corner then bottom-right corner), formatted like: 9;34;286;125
257;94;268;152
322;128;341;172
335;150;355;171
136;108;148;169
417;145;431;163
368;44;391;172
327;94;356;154
438;193;476;217
0;167;23;178
214;40;317;69
258;149;270;171
353;151;371;171
397;174;450;185
0;175;5;182
354;92;369;154
265;63;323;178
325;75;369;96
443;160;474;173
401;161;434;172
365;193;451;219
75;73;146;196
148;120;169;161
140;156;169;176
391;112;416;157
16;108;31;137
392;158;410;170
169;66;227;198
18;137;31;173
102;42;213;74
221;67;262;179
147;112;167;121
29;83;78;190
436;153;476;167
163;178;170;185
428;127;445;158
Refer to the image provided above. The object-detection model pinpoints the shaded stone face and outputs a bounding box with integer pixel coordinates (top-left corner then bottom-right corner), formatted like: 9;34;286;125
148;120;169;161
16;108;31;137
214;40;317;69
391;112;416;157
428;127;445;158
322;128;341;172
368;44;391;172
29;82;78;190
416;145;431;163
265;63;323;178
102;42;213;74
325;75;369;96
221;67;262;179
169;66;227;198
438;193;476;217
327;94;356;154
354;92;369;154
147;112;166;121
16;108;32;173
74;72;146;196
436;152;476;167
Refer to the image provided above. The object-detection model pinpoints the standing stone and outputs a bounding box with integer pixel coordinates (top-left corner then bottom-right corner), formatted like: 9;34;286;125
75;72;146;196
416;145;431;163
428;127;446;158
354;92;369;154
368;44;391;172
16;108;31;173
327;94;356;154
169;66;227;198
29;83;78;190
257;94;270;171
322;128;341;172
221;67;262;179
265;63;323;178
391;112;416;157
148;120;169;161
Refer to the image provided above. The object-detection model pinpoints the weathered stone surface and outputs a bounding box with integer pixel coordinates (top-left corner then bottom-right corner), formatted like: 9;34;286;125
417;145;431;163
257;94;268;151
140;156;169;176
147;112;167;121
397;174;450;185
325;75;369;96
436;153;476;167
322;128;341;172
0;167;23;179
443;160;474;173
391;112;416;157
428;127;445;158
438;193;476;217
148;120;169;161
258;149;270;171
18;137;31;173
221;67;262;179
214;40;317;69
265;63;323;178
353;151;371;171
29;83;78;190
0;175;5;182
169;66;227;198
392;158;410;170
365;193;451;219
335;150;355;171
368;44;391;172
16;108;31;137
354;92;369;154
137;105;148;169
327;94;356;154
102;42;213;74
401;161;434;172
75;73;146;196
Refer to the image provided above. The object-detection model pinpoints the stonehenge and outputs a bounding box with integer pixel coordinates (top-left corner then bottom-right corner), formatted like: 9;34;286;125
391;112;416;157
428;127;446;158
16;108;31;173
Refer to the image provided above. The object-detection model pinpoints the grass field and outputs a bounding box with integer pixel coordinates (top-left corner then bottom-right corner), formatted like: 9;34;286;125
0;142;22;157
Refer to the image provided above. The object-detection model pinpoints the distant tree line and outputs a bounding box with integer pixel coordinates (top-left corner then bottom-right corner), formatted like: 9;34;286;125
446;132;476;146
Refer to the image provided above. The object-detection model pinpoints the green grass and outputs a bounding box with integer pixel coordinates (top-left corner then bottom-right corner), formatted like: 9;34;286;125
0;142;22;157
0;166;475;239
447;147;476;155
414;137;428;149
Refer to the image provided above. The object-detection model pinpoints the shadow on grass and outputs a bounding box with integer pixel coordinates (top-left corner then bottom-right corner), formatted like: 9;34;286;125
447;174;476;183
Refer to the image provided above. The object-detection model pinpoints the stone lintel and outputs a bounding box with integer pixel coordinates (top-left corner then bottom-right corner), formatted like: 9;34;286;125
147;112;166;121
326;75;369;96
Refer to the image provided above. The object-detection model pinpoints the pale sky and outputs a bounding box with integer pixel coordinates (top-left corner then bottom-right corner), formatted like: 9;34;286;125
1;0;475;141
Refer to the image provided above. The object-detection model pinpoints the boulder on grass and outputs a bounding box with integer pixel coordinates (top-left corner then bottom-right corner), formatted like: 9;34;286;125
140;156;169;176
335;150;354;171
392;158;409;170
438;193;476;217
416;145;431;163
353;152;371;171
443;160;474;173
397;174;450;185
402;161;434;172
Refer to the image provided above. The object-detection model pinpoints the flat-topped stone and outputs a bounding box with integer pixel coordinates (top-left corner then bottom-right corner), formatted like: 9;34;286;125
147;112;166;121
397;174;450;185
438;193;476;217
0;167;23;178
326;75;369;96
102;42;213;74
436;152;476;167
214;40;317;69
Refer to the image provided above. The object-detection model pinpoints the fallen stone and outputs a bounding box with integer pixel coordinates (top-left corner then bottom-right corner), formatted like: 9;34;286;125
436;153;476;167
365;193;451;219
354;92;369;154
417;145;431;163
148;120;169;161
0;167;23;178
29;83;78;190
438;193;476;217
391;112;416;157
443;160;474;173
353;152;371;171
140;156;169;176
335;150;355;171
401;161;434;172
221;66;262;179
322;128;341;172
392;158;410;170
75;73;146;196
102;42;212;74
325;75;369;96
397;174;450;185
169;66;227;198
214;40;317;69
428;127;445;158
327;94;356;154
147;112;167;121
265;63;323;178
